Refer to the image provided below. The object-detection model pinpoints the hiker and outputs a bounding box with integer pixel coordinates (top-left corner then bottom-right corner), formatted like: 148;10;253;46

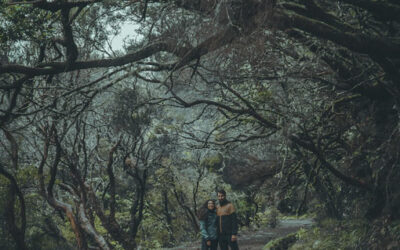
198;199;218;250
217;189;239;250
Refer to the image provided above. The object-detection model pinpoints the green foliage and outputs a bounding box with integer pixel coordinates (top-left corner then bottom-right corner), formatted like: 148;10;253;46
59;219;77;245
201;153;223;172
252;207;281;229
264;218;400;250
291;219;369;250
0;2;56;49
254;89;273;103
110;88;153;136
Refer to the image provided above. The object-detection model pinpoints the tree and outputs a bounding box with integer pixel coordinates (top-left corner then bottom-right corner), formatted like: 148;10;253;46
1;0;400;248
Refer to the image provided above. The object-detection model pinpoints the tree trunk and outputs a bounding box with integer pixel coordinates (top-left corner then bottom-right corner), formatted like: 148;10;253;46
4;184;27;250
301;162;342;219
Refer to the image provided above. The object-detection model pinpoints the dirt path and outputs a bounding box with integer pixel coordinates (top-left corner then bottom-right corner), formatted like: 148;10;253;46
163;219;313;250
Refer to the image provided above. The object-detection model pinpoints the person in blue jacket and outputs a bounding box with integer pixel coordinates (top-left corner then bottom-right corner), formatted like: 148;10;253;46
198;199;218;250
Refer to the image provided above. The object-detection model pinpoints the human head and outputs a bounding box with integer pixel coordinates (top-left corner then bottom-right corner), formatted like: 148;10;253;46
198;199;216;220
217;189;226;202
206;200;215;210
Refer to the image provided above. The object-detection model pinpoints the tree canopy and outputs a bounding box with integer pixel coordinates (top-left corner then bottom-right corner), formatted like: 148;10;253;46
1;0;399;249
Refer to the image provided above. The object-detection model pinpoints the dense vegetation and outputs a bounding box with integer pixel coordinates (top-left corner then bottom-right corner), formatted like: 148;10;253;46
1;0;399;249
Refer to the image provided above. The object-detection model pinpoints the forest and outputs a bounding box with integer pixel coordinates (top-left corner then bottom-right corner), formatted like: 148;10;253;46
1;0;399;249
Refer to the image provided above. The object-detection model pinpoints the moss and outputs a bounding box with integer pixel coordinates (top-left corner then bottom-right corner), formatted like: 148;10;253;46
201;153;223;171
263;232;298;250
255;89;273;103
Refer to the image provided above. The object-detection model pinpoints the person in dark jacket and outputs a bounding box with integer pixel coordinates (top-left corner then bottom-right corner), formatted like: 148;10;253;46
198;199;218;250
216;189;239;250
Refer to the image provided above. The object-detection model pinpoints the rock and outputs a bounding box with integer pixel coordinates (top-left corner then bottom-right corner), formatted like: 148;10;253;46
222;154;278;188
